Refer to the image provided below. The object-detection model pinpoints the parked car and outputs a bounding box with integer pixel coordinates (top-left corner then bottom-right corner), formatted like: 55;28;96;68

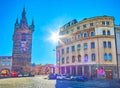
23;73;29;77
11;71;18;77
18;74;23;77
82;75;88;81
29;73;34;77
48;74;57;79
70;76;77;81
57;74;66;80
76;76;88;81
65;75;71;80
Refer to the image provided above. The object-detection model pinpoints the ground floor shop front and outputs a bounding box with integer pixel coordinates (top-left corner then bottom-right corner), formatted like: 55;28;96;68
60;64;117;79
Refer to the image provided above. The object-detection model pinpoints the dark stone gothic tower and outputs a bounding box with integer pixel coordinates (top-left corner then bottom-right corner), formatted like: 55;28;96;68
12;8;34;73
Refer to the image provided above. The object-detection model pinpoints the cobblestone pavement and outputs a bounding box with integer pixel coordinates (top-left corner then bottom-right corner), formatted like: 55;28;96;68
0;76;120;88
0;76;56;88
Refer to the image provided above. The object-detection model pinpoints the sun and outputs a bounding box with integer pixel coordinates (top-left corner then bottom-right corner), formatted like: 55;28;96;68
49;31;60;43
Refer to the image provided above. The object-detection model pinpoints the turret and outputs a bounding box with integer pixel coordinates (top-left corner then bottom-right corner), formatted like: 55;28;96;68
14;16;19;29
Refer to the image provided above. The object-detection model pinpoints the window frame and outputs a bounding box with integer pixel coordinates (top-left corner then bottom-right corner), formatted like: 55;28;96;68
72;56;75;63
91;42;95;49
84;43;88;49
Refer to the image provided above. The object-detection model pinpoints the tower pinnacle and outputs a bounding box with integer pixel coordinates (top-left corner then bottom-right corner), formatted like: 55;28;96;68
22;7;26;17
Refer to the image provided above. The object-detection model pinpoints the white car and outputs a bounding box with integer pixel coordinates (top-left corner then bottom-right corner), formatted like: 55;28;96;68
70;76;77;80
57;74;66;80
18;74;23;77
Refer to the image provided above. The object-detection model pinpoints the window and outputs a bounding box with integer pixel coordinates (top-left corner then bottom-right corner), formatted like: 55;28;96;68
103;41;107;48
103;30;106;35
62;49;64;54
6;62;10;66
62;57;64;64
72;36;75;41
84;43;88;49
102;21;105;25
83;24;87;28
107;30;110;35
91;53;96;61
66;31;69;34
78;55;81;62
91;42;95;48
84;54;88;62
90;32;95;36
108;42;111;48
71;29;74;32
106;21;109;25
77;26;80;30
108;53;112;60
104;53;107;61
72;46;75;51
66;47;69;53
77;44;81;50
90;23;94;26
78;34;81;40
1;61;5;66
84;33;87;38
66;39;70;44
66;56;69;63
72;56;75;63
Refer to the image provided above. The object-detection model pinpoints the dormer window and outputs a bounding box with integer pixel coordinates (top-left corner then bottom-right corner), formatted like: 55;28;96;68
83;24;87;28
90;23;94;26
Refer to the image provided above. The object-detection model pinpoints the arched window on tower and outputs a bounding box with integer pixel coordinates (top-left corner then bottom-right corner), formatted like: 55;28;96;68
108;53;112;61
104;53;107;61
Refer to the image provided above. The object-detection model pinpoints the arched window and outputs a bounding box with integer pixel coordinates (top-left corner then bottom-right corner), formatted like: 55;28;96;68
78;34;81;40
72;56;75;63
78;55;81;62
84;33;87;38
90;32;95;37
84;54;88;62
104;53;107;61
66;56;69;63
107;30;110;35
108;53;112;61
62;57;64;64
103;30;106;35
91;53;96;61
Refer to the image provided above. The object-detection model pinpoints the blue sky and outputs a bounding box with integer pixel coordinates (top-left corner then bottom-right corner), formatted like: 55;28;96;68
0;0;120;65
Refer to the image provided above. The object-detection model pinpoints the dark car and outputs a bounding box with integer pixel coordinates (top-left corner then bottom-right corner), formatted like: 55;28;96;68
76;76;85;81
29;73;34;77
48;74;57;79
82;75;88;81
76;75;88;81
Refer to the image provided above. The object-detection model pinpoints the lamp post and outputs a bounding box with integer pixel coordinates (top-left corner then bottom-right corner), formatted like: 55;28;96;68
53;49;60;74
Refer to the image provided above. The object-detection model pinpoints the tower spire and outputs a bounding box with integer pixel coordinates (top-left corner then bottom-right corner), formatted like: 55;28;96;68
31;18;34;26
15;16;18;24
22;7;26;17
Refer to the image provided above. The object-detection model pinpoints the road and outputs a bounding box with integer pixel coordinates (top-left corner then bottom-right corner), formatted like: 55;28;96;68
0;76;120;88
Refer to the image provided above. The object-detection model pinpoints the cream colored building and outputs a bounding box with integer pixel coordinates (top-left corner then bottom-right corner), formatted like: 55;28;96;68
56;16;117;78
